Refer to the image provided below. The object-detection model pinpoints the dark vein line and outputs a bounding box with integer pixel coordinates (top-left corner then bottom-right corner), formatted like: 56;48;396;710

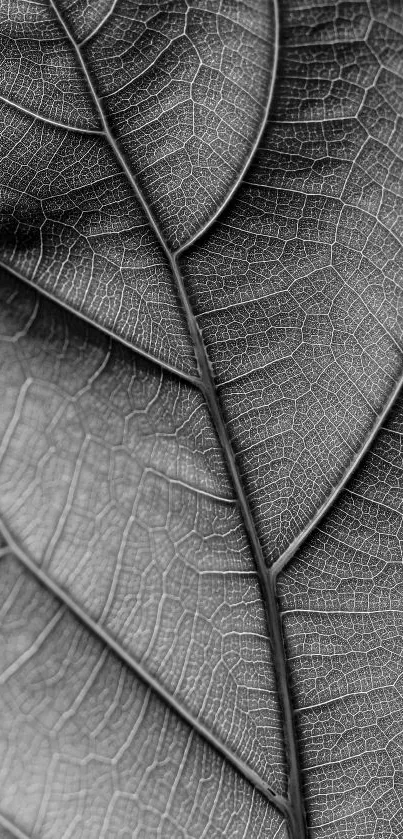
0;813;32;839
0;260;201;389
44;3;306;835
272;369;403;578
0;517;288;818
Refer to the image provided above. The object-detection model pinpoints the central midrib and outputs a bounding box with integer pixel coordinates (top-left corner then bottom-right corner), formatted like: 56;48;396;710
47;3;308;836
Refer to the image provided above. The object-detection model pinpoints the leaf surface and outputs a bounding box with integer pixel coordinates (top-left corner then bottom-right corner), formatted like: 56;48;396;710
0;549;287;839
0;274;286;791
0;1;403;838
181;0;403;561
0;0;277;368
278;394;403;836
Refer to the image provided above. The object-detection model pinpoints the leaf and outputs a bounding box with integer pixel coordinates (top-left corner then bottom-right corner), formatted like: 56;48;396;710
0;275;286;792
0;1;402;839
0;550;287;839
278;396;403;837
0;0;277;371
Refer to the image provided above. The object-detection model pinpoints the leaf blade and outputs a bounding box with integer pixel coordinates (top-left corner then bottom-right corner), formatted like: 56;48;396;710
278;392;403;837
181;0;403;564
0;549;289;839
0;270;287;793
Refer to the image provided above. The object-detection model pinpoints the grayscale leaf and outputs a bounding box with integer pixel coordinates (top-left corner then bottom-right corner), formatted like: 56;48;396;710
0;1;402;838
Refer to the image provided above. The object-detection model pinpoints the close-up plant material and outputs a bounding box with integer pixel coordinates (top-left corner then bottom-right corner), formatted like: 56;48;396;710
0;1;402;837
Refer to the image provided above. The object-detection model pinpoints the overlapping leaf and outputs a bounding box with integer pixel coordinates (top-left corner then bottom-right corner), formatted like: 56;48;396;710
0;549;287;839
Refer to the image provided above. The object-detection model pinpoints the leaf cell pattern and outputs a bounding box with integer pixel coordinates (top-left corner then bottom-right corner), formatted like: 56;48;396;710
0;551;287;839
182;0;403;563
279;394;403;837
0;1;403;838
0;273;286;791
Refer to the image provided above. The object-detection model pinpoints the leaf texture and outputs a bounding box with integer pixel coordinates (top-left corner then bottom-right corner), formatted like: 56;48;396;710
0;0;277;367
278;394;403;837
181;0;403;562
0;273;286;791
0;1;403;838
0;549;287;839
